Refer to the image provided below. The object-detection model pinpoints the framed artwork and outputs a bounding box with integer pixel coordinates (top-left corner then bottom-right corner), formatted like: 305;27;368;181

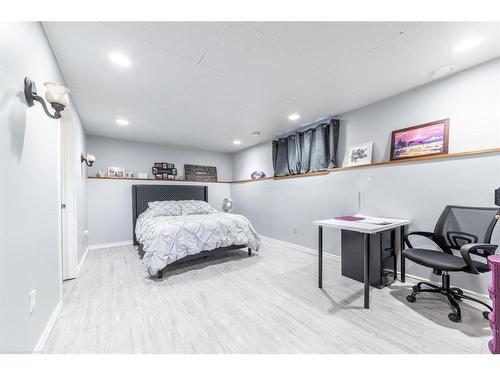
390;119;449;161
184;164;218;182
107;167;125;178
343;142;373;167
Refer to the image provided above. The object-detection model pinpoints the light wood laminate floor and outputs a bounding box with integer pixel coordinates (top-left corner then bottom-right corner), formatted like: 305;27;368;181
44;240;492;353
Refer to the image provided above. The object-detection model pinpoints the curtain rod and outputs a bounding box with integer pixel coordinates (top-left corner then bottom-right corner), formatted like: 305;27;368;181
275;115;338;139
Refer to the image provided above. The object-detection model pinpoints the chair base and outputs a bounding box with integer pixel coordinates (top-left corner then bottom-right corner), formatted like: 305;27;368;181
406;273;492;322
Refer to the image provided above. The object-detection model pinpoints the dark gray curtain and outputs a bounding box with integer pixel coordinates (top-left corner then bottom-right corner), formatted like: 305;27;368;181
273;119;339;177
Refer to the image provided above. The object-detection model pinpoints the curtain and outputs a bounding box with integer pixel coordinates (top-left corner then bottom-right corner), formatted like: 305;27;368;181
273;119;339;177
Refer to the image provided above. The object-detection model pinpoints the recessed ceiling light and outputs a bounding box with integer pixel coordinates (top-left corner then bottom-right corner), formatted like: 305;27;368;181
233;139;241;145
251;130;261;136
116;118;130;126
109;52;131;68
429;64;455;79
453;37;482;54
288;113;300;121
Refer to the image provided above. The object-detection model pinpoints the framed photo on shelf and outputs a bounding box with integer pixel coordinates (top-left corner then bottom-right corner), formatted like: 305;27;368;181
343;142;373;167
107;167;125;178
390;119;449;161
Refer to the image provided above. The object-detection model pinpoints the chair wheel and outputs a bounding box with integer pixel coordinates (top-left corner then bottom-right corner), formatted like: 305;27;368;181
448;313;461;322
406;295;416;303
483;311;490;320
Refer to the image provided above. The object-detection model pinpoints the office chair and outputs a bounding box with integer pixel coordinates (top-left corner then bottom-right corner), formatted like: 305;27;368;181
402;205;499;322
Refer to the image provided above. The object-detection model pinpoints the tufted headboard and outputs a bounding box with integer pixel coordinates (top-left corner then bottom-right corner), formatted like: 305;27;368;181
132;184;208;245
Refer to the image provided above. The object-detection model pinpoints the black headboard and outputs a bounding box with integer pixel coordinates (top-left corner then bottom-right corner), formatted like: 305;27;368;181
132;184;208;245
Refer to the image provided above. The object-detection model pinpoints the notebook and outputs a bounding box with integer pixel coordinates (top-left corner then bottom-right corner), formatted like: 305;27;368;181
334;215;365;221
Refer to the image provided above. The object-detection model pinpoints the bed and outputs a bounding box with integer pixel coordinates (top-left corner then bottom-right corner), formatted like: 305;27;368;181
132;185;261;278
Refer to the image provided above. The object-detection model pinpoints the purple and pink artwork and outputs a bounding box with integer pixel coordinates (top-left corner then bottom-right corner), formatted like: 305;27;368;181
391;119;449;160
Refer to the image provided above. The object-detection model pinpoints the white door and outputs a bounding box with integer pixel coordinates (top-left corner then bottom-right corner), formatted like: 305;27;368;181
60;112;78;280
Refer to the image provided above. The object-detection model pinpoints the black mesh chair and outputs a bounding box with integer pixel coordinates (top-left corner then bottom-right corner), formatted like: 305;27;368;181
402;205;499;322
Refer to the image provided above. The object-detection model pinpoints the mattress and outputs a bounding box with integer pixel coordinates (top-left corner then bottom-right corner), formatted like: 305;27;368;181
136;211;261;274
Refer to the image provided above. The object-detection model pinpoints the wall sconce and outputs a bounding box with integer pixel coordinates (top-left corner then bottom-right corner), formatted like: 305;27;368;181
24;77;70;119
81;153;96;167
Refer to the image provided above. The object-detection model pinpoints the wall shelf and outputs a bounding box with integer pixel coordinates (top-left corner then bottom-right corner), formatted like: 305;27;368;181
231;147;500;184
87;147;500;185
87;176;232;184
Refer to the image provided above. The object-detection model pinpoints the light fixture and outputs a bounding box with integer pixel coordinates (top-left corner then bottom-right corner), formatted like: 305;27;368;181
251;130;261;136
233;139;242;145
453;37;482;54
109;52;131;67
116;118;130;126
24;77;70;119
288;113;300;121
81;153;96;167
429;65;455;79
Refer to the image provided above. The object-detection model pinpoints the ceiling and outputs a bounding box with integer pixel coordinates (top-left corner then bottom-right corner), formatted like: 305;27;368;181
43;22;500;153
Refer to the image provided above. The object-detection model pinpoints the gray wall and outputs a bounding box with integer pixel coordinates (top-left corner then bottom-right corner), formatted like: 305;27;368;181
0;22;87;352
87;135;233;180
85;135;233;246
87;179;230;246
230;59;500;295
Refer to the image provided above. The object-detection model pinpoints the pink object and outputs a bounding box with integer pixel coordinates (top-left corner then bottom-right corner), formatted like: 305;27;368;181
335;215;365;222
488;255;500;354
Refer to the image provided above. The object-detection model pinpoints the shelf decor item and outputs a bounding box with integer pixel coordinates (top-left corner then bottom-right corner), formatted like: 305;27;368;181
152;162;176;179
107;167;125;178
137;172;148;179
343;142;373;167
184;164;218;182
251;171;266;179
390;119;449;161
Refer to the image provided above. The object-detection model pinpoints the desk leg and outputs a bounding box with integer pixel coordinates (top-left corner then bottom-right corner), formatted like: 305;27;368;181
318;226;323;288
363;233;370;309
400;225;406;283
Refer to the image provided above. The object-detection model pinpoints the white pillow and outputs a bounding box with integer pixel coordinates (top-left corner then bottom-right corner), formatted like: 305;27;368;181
147;200;182;217
179;200;216;215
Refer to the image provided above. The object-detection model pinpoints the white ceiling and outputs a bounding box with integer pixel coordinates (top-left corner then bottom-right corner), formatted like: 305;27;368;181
43;22;500;153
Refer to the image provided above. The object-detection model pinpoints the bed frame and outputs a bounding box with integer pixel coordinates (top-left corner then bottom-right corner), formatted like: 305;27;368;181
132;184;248;278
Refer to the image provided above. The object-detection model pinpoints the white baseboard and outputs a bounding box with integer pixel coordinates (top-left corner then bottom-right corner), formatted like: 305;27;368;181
33;300;62;354
260;235;489;300
77;246;89;275
87;240;133;250
261;235;340;260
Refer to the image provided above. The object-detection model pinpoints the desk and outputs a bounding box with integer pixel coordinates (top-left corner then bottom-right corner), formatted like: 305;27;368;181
313;216;411;309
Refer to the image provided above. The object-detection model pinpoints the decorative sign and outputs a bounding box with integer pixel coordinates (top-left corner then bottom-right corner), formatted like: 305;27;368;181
344;142;373;167
184;164;218;182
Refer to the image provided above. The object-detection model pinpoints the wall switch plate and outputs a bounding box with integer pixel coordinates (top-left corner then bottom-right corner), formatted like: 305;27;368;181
29;289;36;314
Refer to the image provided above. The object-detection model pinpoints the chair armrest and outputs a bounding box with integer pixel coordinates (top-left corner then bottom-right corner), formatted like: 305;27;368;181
460;243;498;274
404;231;436;249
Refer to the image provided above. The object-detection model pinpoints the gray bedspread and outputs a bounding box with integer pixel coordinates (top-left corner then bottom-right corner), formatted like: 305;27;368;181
136;211;261;274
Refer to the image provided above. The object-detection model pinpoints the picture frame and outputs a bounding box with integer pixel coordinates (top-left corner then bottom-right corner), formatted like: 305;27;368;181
184;164;218;182
390;119;449;161
343;142;373;167
107;167;125;178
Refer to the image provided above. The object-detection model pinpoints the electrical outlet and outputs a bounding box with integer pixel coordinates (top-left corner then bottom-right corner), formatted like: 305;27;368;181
293;226;298;235
83;230;89;237
29;289;36;314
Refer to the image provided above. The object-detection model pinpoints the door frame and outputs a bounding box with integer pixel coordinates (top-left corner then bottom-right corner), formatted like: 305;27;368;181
60;109;78;280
